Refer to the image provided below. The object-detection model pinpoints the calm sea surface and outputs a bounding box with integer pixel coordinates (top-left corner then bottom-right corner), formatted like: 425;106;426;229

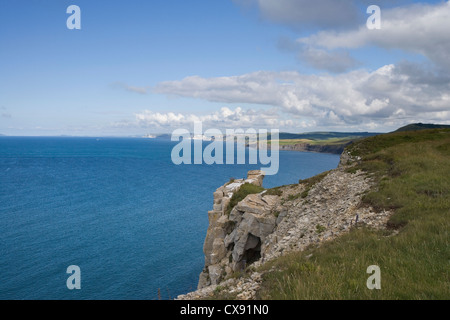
0;137;340;299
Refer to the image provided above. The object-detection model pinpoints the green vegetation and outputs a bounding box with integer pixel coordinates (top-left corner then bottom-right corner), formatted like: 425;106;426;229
287;193;302;201
299;170;331;186
224;177;236;187
278;137;357;146
274;131;379;141
257;128;450;299
208;285;238;300
264;186;283;196
394;123;450;132
345;166;359;174
272;131;378;146
226;183;265;215
315;224;326;234
265;131;380;154
300;189;310;199
296;170;331;199
272;170;332;202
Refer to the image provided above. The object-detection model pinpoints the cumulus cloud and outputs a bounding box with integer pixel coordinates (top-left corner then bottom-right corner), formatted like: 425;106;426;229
299;1;450;71
236;0;358;29
251;1;450;72
151;1;450;129
118;1;450;132
134;107;298;130
277;37;360;73
298;46;360;73
234;0;411;30
154;72;302;107
153;64;450;128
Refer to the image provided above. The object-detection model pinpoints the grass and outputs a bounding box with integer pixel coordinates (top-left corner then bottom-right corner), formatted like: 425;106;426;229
315;224;326;234
287;193;302;201
257;128;450;300
298;170;331;186
306;137;359;146
225;183;265;216
272;170;332;202
273;137;359;146
277;139;314;145
264;186;283;196
224;177;236;187
293;170;331;199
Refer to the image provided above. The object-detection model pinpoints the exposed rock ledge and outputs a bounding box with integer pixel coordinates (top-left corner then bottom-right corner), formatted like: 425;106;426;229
177;152;392;300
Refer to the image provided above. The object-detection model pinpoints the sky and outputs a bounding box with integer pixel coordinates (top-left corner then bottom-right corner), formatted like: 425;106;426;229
0;0;449;136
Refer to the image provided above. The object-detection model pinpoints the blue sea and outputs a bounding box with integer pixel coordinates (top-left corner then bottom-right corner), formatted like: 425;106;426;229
0;137;340;300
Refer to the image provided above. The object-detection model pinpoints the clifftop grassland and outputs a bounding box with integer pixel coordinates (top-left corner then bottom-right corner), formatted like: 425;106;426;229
273;132;380;154
258;128;450;299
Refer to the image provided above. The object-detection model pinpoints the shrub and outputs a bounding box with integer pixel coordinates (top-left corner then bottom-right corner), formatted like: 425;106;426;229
226;183;265;215
265;187;283;196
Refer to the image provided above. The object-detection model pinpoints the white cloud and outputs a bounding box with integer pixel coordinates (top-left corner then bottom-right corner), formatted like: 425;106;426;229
299;1;450;71
239;0;358;29
152;63;450;129
135;107;293;130
234;0;411;30
298;46;360;73
120;1;450;132
154;72;304;108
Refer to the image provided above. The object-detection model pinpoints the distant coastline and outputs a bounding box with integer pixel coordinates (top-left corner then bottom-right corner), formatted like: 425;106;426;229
278;142;351;154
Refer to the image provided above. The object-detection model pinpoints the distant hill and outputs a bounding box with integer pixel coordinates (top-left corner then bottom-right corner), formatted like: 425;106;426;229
395;123;450;132
155;132;381;140
270;132;382;154
276;131;380;140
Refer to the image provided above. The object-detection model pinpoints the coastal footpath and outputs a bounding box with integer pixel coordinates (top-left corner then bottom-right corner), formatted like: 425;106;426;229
177;151;392;300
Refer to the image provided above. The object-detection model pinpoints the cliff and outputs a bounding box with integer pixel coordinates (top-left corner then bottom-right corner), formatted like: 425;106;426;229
177;128;450;300
279;142;352;154
197;170;269;289
177;151;392;300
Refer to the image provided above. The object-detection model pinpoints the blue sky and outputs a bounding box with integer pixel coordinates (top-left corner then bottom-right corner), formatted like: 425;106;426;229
0;0;449;136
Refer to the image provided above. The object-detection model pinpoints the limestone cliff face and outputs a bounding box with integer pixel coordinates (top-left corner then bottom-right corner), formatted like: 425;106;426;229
198;170;273;289
187;152;391;299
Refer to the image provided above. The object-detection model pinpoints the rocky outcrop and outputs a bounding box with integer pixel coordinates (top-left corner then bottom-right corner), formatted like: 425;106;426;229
178;153;392;300
228;193;279;268
198;170;268;289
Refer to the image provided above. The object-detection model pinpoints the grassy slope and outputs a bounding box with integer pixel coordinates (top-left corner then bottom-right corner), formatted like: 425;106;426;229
395;123;450;132
276;132;379;140
278;137;358;146
225;183;265;216
273;132;380;147
257;128;450;300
